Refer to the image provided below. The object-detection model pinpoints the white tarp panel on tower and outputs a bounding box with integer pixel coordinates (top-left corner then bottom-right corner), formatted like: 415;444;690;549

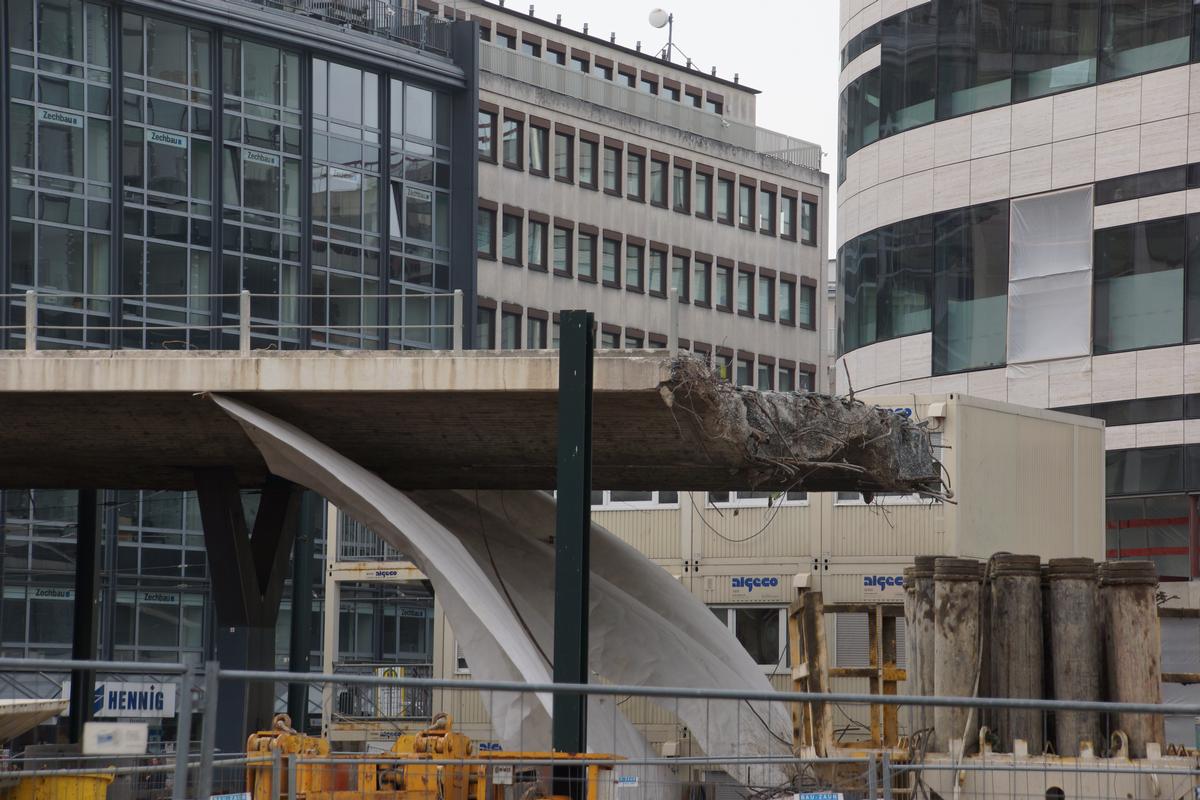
210;394;791;794
1007;186;1094;363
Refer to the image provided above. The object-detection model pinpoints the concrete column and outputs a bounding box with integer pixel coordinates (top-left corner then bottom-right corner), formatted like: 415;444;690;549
903;556;936;736
988;554;1043;754
1047;558;1102;756
69;489;101;743
932;557;982;753
1099;560;1163;757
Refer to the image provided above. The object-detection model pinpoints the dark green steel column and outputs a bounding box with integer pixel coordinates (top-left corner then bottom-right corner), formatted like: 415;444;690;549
69;489;102;743
287;494;316;729
552;310;594;797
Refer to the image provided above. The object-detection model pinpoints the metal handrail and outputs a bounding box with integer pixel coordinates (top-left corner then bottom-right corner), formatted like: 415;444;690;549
10;288;465;352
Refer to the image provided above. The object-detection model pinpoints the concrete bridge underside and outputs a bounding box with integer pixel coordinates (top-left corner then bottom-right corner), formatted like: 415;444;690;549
0;349;938;494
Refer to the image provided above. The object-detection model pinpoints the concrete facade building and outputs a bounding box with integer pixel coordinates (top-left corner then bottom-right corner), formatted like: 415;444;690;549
458;0;829;390
835;0;1200;582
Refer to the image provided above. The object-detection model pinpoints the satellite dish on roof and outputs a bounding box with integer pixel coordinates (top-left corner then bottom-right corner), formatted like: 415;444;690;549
648;8;669;29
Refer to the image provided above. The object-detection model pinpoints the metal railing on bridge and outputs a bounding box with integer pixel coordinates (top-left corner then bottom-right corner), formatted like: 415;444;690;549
241;0;453;55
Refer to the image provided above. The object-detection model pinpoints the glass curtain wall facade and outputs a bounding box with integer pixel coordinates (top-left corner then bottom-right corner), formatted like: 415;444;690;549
838;0;1194;184
1;0;470;715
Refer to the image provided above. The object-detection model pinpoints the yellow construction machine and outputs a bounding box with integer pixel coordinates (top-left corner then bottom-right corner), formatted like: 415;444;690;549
246;713;613;800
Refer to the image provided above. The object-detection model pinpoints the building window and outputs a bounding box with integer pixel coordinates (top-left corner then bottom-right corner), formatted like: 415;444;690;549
780;280;796;324
648;248;667;295
799;283;816;329
737;270;754;315
500;310;521;349
716;264;733;310
757;363;775;390
603;146;621;193
779;366;795;391
477;208;496;259
932;201;1009;373
571;55;590;73
625;243;644;290
602;237;621;285
758;275;775;320
528;220;548;270
553;225;572;275
1013;0;1100;101
502;117;522;168
705;97;723;114
554;132;573;181
1094;216;1185;354
673;166;691;213
546;46;566;65
695;172;712;218
715;353;734;381
879;5;937;136
495;31;516;49
640;76;658;94
736;357;754;386
626;332;644;347
801;199;817;245
521;39;541;57
759;190;776;234
596;63;614;80
738;183;755;228
579;140;598;189
799;369;815;391
672;254;690;301
529;125;549;176
686;90;703;108
577;232;597;280
717;177;735;224
619;70;636;87
501;213;522;264
842;217;933;351
592;490;679;508
650;158;668;207
1098;0;1189;82
693;260;711;306
600;329;621;348
936;0;1015;119
782;195;798;239
478;111;497;161
627;153;645;200
527;316;547;349
476;306;495;349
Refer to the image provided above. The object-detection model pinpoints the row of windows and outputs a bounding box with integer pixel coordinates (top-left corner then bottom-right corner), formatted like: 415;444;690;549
840;200;1200;367
477;208;817;327
1055;393;1200;428
476;23;725;114
475;305;817;391
838;0;1197;183
478;110;818;245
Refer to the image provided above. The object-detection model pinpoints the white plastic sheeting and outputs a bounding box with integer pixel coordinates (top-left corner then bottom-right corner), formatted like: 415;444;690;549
210;395;791;792
1007;187;1094;363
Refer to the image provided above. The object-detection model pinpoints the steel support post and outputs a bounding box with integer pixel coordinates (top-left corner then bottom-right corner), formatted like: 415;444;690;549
69;489;101;743
287;493;316;729
172;666;195;800
551;310;594;800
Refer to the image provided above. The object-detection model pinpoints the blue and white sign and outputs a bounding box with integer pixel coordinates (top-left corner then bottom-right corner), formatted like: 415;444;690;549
92;681;176;718
731;576;782;597
797;793;843;800
615;776;640;789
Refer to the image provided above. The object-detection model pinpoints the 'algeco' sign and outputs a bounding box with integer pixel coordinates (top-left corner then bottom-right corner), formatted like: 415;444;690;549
731;576;780;595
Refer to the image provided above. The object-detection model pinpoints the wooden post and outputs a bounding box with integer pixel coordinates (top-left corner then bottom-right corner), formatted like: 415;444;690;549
989;554;1043;753
1048;558;1102;756
932;558;983;753
1099;560;1163;758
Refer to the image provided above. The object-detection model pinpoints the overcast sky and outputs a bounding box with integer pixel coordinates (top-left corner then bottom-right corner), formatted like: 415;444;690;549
529;0;840;239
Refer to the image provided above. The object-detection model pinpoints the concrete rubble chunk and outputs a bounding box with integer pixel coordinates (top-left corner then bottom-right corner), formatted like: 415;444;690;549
660;356;943;495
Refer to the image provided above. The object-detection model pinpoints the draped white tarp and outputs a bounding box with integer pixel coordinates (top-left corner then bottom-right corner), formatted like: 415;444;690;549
210;395;792;793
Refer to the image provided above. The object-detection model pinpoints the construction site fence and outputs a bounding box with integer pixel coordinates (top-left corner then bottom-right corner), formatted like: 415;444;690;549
2;657;1200;800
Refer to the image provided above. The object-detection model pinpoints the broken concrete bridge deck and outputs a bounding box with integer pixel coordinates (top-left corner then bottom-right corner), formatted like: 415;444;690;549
0;349;939;494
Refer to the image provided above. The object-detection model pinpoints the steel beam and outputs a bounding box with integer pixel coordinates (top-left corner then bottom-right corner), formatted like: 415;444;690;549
287;493;316;728
552;310;594;799
69;489;102;743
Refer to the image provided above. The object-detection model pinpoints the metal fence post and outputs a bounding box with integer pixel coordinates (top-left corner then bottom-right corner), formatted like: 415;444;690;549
881;751;893;800
667;287;679;351
452;289;464;350
172;666;195;800
197;661;220;800
868;752;877;799
271;745;281;800
24;290;36;353
287;752;298;800
239;290;251;353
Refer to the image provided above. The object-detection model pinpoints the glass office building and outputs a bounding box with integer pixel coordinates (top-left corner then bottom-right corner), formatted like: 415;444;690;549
837;0;1200;581
0;0;477;722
